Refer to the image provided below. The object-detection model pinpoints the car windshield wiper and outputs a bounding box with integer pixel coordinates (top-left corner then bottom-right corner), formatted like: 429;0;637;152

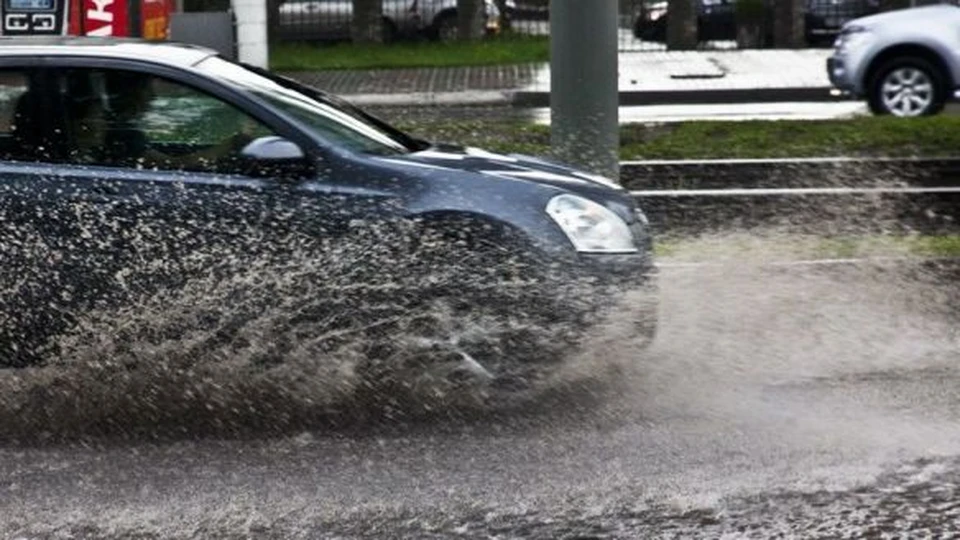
239;62;431;153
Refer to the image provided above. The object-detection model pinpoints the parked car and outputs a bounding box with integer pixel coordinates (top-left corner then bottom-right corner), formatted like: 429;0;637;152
0;37;656;393
502;0;548;20
278;0;506;42
806;0;879;44
633;0;878;46
828;4;960;116
633;0;736;43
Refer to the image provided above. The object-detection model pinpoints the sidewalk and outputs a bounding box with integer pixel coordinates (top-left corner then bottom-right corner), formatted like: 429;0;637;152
284;49;837;108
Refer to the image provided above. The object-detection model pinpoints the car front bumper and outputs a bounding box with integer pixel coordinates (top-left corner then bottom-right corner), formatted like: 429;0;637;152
827;56;857;94
458;249;657;395
544;248;659;347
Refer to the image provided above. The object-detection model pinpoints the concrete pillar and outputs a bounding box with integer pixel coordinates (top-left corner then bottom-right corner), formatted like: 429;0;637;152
232;0;268;68
550;0;619;179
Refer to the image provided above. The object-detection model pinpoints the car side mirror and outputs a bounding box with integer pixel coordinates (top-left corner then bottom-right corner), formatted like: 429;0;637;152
240;135;310;178
241;135;305;160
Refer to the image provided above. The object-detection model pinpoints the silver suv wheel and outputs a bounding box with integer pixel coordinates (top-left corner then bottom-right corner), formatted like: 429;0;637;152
868;56;946;117
881;67;934;117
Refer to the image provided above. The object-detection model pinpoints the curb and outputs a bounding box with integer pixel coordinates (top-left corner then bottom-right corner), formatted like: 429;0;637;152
513;87;839;107
344;90;514;108
341;87;841;108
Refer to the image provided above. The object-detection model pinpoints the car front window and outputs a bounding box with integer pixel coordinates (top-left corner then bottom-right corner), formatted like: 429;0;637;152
196;57;415;156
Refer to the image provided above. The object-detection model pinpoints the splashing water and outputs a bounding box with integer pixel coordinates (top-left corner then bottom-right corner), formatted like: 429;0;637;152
0;207;655;441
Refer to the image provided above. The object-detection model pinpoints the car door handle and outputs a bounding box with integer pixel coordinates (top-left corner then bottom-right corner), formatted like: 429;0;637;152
83;184;126;205
91;184;121;195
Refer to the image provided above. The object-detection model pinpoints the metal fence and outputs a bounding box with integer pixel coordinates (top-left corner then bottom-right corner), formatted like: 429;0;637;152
265;0;958;51
272;0;515;42
170;11;236;59
614;0;873;51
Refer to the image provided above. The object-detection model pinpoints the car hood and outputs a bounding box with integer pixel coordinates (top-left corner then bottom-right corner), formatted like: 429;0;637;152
379;144;626;194
848;4;960;29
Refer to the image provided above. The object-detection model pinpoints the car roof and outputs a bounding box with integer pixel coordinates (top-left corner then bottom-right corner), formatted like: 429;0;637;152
0;36;219;67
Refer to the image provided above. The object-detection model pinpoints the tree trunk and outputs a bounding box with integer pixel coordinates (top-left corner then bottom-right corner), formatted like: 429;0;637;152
666;0;697;51
772;0;804;48
735;0;765;49
457;0;486;40
736;22;762;48
266;0;281;43
352;0;384;43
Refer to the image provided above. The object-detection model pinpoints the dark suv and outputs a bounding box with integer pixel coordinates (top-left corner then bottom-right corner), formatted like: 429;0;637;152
0;38;656;396
634;0;879;46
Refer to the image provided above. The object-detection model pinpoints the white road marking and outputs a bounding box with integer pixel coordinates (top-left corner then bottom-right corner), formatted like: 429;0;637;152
621;156;960;166
656;256;960;269
631;186;960;197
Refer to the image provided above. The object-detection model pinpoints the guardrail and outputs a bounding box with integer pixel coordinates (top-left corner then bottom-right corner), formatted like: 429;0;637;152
621;158;960;235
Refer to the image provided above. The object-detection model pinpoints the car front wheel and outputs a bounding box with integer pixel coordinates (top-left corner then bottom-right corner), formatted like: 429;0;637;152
868;57;946;117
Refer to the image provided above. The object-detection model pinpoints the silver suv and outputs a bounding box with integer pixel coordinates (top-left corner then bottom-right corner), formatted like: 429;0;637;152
827;4;960;116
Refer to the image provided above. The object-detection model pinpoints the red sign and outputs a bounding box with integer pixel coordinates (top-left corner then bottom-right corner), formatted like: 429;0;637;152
80;0;128;36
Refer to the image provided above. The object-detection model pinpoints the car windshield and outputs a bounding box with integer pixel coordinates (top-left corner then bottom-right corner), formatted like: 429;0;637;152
195;56;424;156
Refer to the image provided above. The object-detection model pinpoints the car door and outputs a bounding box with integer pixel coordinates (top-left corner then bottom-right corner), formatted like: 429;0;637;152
41;62;414;350
0;65;101;365
279;0;351;40
699;0;735;42
0;56;414;364
384;0;416;33
40;66;310;299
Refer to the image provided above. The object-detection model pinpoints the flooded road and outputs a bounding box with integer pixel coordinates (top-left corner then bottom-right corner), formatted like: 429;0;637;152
1;258;958;538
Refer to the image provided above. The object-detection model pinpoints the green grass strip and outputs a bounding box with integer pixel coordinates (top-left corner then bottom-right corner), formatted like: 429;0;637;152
394;116;960;161
622;116;960;160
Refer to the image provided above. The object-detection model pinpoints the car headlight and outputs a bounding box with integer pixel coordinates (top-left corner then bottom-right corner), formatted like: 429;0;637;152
834;25;872;55
546;194;638;254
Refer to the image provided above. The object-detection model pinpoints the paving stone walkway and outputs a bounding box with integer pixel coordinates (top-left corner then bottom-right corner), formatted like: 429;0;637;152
283;49;835;105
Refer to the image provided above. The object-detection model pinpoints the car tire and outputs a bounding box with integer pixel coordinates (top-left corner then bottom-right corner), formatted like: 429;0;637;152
634;16;666;43
429;11;459;42
867;56;947;117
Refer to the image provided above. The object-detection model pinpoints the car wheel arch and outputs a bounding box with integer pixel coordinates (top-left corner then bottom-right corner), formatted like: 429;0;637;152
428;8;459;40
411;211;532;250
411;208;579;262
863;43;954;96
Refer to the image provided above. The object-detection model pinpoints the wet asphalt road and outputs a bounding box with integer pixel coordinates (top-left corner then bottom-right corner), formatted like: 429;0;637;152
1;258;959;539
